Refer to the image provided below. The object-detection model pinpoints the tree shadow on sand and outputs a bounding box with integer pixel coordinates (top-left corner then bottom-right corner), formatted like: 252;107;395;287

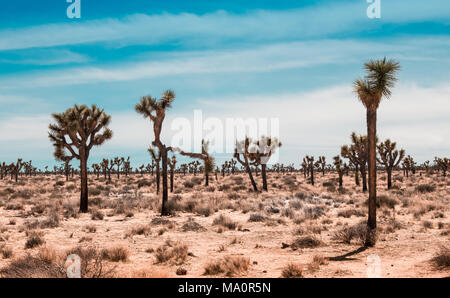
327;246;368;261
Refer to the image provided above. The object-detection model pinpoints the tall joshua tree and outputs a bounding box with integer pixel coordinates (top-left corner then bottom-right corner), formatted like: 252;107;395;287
248;136;282;191
303;155;315;185
167;154;177;192
178;139;215;187
434;157;449;177
9;159;23;182
148;146;161;194
235;137;258;191
377;139;405;189
316;156;326;176
333;155;345;188
402;155;414;177
49;105;112;213
122;157;131;176
341;133;369;192
354;57;400;247
136;90;175;216
114;157;123;179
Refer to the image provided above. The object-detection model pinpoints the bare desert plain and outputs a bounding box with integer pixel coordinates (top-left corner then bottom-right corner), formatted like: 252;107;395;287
0;170;448;278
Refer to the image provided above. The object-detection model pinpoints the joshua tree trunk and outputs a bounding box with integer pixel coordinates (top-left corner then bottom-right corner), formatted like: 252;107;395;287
338;171;343;188
355;164;360;186
170;168;174;193
387;169;392;189
79;152;89;213
261;164;268;191
361;167;367;192
156;163;160;194
310;165;314;186
205;173;209;187
365;108;377;247
160;148;169;216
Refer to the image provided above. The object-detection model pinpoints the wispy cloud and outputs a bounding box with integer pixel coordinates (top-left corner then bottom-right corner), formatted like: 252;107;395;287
0;49;89;65
0;0;448;51
1;37;449;89
1;83;448;165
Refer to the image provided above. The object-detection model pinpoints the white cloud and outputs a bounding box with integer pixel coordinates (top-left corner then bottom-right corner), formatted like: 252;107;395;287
1;37;449;89
0;1;448;51
1;83;448;165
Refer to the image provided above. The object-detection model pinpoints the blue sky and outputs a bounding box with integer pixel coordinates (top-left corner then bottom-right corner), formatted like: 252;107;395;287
0;0;449;169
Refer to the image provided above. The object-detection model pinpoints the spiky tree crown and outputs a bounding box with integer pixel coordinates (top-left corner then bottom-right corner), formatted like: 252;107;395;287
354;57;400;109
48;105;112;161
377;139;405;168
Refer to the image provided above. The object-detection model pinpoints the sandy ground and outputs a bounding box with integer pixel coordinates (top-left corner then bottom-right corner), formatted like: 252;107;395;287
0;170;448;278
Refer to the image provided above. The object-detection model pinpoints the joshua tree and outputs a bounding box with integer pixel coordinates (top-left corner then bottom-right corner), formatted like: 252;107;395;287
148;146;161;194
136;90;175;216
354;57;400;247
341;133;369;192
9;159;23;182
316;156;326;176
178;139;215;187
301;160;308;179
122;157;131;176
248;136;282;191
0;162;8;180
101;158;114;182
221;161;228;177
333;155;345;188
230;159;237;174
62;158;72;181
92;163;101;179
402;155;415;177
113;157;123;179
235;137;258;191
377;139;405;189
48;105;112;213
303;155;315;185
434;157;449;177
180;164;188;176
167;154;177;192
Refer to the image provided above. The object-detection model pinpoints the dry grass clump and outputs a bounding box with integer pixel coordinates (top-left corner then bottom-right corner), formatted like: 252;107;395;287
101;246;129;262
90;209;104;220
212;214;237;230
65;246;116;277
204;256;250;277
289;235;323;250
0;254;66;278
25;231;45;249
332;222;367;245
337;208;364;218
416;184;436;193
155;240;189;265
281;263;304;278
364;195;398;209
0;244;13;259
126;224;151;237
182;218;206;232
430;246;450;270
248;213;267;222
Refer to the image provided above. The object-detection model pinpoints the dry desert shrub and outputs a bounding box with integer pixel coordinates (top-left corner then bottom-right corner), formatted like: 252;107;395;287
204;256;250;277
0;244;13;259
182;218;206;232
248;213;267;222
0;254;66;278
332;221;367;245
101;246;129;262
126;224;151;237
90;209;104;220
430;246;450;270
281;263;304;278
416;184;436;193
25;231;45;249
212;214;237;230
155;240;189;265
289;235;323;250
65;246;116;277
